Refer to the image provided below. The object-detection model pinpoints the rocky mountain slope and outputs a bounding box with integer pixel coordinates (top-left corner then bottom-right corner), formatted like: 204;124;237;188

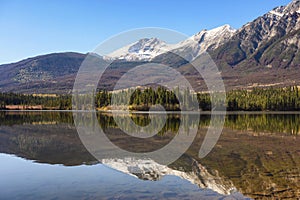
107;25;236;62
0;0;299;93
212;0;300;69
0;52;86;93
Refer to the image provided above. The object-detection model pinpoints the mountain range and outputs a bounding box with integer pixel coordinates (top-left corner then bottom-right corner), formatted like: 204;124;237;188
0;0;299;94
107;24;236;62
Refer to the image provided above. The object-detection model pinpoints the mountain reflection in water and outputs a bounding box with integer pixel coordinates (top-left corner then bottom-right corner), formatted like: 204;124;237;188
0;111;299;199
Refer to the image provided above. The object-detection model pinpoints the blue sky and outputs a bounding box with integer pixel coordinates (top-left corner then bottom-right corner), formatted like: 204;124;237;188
0;0;292;64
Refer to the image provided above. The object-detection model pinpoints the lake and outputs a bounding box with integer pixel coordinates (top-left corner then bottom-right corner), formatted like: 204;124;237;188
0;111;299;199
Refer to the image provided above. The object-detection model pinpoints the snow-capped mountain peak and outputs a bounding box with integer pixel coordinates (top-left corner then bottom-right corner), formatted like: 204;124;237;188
170;24;236;61
107;37;170;61
194;24;235;40
106;24;236;62
268;0;300;18
128;38;166;53
190;24;236;46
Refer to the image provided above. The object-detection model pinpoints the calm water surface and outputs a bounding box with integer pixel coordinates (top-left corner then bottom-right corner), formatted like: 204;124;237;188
0;111;299;199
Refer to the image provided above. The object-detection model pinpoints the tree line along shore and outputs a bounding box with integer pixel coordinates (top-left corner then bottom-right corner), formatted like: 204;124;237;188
1;86;300;111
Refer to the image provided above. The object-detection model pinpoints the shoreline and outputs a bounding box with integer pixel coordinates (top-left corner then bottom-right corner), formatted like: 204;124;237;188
2;109;300;115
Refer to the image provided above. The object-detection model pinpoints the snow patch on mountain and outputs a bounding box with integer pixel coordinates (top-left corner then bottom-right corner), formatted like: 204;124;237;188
269;1;300;18
269;10;284;17
108;38;172;61
106;25;236;61
172;24;236;61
